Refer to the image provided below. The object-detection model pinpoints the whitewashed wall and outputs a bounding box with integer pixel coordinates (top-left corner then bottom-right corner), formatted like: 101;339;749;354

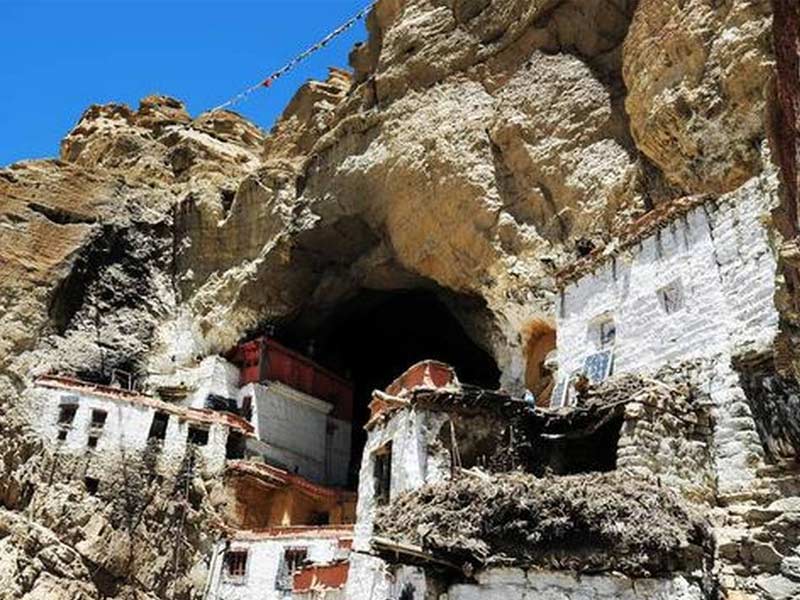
242;382;334;483
558;184;779;379
205;535;346;600
352;408;450;552
557;182;779;495
28;385;231;476
447;569;705;600
146;355;241;410
184;356;241;410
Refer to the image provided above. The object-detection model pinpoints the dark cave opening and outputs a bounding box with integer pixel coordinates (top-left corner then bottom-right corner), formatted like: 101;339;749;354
279;288;502;485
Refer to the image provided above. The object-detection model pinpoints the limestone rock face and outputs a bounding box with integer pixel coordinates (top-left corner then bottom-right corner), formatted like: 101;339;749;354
0;0;796;598
623;0;774;195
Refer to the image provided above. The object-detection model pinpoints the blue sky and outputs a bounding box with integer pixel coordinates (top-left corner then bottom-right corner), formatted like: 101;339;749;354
0;0;369;167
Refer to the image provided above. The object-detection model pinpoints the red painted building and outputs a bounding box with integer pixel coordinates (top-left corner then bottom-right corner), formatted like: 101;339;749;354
229;337;354;421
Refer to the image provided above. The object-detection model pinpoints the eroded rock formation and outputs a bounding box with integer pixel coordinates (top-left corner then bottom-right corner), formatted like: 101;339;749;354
0;0;798;598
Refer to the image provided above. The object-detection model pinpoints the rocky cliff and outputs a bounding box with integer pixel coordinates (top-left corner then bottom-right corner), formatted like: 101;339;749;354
0;0;797;598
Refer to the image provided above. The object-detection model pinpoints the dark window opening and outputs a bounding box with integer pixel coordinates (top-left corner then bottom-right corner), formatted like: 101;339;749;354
58;404;77;425
400;583;416;600
87;436;99;449
188;426;209;446
373;443;392;506
279;289;501;488
57;430;67;441
84;477;99;495
277;547;308;590
90;409;107;428
205;393;238;414
226;431;245;459
148;412;169;441
309;511;330;526
224;549;248;580
241;396;253;422
657;280;685;314
533;415;623;476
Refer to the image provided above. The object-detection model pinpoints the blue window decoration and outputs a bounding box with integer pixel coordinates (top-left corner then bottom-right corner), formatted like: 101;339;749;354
583;349;614;384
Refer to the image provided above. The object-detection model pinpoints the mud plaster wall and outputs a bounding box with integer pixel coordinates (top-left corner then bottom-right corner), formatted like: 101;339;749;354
206;536;345;600
223;473;352;528
25;386;230;478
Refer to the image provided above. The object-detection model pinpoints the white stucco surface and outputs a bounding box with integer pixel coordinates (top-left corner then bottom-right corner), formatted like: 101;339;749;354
241;382;350;486
352;408;450;552
205;534;348;600
28;384;233;477
556;181;779;495
558;181;779;381
146;355;241;410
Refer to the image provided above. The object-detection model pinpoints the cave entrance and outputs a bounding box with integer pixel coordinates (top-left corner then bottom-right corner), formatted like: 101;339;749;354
281;289;501;486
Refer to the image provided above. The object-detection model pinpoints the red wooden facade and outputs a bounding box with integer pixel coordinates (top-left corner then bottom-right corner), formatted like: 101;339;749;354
293;562;349;593
385;360;458;397
229;337;354;421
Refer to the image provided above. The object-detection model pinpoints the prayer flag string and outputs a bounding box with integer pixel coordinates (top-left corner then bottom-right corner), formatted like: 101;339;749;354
210;1;376;113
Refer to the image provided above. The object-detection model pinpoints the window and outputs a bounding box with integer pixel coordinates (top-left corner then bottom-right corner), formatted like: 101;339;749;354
84;477;99;495
373;443;392;506
588;315;615;349
57;430;67;441
224;549;248;581
310;511;330;526
148;412;169;441
241;396;253;421
277;547;307;590
87;436;99;449
400;584;416;600
657;280;684;314
90;410;107;429
58;404;77;425
188;426;209;446
225;431;245;460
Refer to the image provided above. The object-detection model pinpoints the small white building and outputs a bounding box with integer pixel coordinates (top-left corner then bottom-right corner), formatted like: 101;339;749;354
149;343;354;488
553;183;781;495
347;362;522;600
203;526;352;600
555;185;779;390
27;375;253;481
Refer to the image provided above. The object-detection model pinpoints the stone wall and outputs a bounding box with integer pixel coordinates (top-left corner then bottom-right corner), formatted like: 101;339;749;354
612;372;716;503
446;569;707;600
